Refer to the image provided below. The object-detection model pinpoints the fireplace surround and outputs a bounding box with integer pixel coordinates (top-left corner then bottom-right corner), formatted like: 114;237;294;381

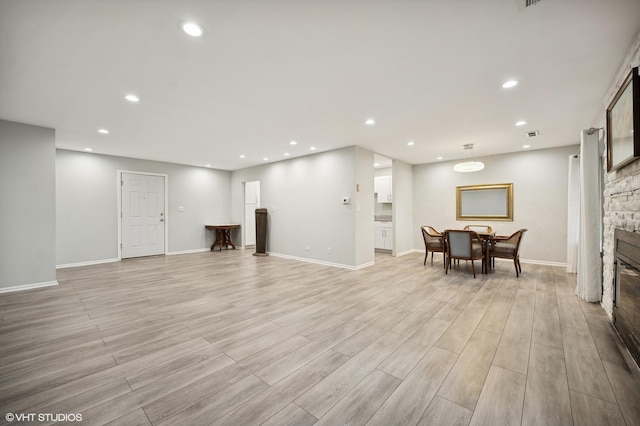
613;228;640;368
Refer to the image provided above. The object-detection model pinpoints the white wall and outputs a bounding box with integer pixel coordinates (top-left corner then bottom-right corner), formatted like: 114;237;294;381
355;147;375;267
392;159;414;256
0;120;56;290
413;145;578;264
231;146;372;268
56;150;231;265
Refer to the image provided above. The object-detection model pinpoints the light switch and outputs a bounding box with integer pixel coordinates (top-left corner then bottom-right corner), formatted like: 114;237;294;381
178;206;184;212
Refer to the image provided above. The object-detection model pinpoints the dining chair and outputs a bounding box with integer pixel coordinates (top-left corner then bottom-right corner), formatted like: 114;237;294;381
444;229;484;278
463;224;494;234
421;226;446;267
488;229;528;277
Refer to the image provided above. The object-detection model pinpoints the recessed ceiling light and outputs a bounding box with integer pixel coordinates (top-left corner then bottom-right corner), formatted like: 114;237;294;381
180;21;204;37
240;155;246;158
290;140;297;145
436;156;443;160
124;94;140;102
515;120;527;126
407;141;415;146
97;128;109;134
205;164;211;167
284;152;290;156
84;148;93;152
522;144;531;149
263;157;269;161
309;146;316;151
365;118;375;125
502;80;518;89
373;162;381;167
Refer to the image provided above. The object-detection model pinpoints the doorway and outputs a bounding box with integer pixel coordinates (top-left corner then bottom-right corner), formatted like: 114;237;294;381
244;181;260;247
119;171;167;259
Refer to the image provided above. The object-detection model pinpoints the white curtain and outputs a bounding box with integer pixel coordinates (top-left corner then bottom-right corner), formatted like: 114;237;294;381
566;155;580;273
575;129;602;302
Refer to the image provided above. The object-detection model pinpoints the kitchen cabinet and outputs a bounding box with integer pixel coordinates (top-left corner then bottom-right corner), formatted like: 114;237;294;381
375;221;393;250
374;176;392;203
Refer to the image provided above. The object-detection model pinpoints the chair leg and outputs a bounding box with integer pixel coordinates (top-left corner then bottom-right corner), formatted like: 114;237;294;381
471;260;476;278
514;258;519;277
424;250;428;265
431;252;434;266
445;256;450;274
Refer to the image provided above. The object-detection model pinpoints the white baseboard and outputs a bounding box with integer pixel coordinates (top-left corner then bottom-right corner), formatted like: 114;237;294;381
56;258;119;269
0;280;59;294
268;252;360;270
519;258;567;267
395;249;418;257
167;248;210;256
355;261;375;270
411;249;566;267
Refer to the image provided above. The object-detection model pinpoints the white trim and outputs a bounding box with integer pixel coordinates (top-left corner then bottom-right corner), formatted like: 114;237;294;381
413;249;566;267
117;170;169;259
56;258;119;269
395;249;418;257
519;258;566;267
167;248;210;256
268;252;360;270
355;261;375;270
0;280;58;294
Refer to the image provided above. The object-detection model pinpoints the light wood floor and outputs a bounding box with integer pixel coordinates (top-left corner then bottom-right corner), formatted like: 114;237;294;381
1;250;639;426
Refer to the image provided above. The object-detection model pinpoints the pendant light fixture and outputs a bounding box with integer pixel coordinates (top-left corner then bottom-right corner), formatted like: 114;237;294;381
453;144;485;172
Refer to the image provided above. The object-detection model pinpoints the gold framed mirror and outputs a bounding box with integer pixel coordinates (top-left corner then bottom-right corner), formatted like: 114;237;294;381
456;183;513;221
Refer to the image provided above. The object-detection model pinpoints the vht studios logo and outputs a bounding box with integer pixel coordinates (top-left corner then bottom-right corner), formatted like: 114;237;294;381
5;413;83;422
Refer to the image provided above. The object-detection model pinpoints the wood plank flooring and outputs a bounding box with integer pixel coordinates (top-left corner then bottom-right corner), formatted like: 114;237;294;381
1;250;639;425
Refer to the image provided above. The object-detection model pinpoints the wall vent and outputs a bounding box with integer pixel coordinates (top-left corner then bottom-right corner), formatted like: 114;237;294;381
526;130;540;138
525;0;542;6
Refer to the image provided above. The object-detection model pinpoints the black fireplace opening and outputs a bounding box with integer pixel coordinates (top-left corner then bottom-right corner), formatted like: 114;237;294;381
613;228;640;368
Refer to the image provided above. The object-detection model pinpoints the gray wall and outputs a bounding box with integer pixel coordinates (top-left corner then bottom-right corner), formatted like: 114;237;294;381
392;159;414;256
413;145;578;264
231;146;369;268
56;150;231;265
0;120;56;289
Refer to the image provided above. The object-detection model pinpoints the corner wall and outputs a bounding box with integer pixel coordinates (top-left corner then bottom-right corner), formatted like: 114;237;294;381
56;149;231;266
0;120;56;291
230;146;371;268
413;145;578;264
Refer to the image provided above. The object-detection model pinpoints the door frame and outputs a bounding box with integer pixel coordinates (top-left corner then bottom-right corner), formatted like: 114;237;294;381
243;180;260;248
117;170;169;260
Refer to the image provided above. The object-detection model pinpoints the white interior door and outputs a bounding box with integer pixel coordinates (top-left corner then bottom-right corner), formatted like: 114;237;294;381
121;173;165;258
244;181;260;246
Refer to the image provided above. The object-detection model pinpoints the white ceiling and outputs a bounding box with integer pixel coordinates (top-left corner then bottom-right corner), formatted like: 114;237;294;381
1;0;639;171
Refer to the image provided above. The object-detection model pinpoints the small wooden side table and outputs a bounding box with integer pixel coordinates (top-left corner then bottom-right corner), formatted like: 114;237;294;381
205;224;240;251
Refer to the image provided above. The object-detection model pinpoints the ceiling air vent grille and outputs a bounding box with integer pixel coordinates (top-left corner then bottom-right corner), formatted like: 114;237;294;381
525;0;542;7
526;130;540;138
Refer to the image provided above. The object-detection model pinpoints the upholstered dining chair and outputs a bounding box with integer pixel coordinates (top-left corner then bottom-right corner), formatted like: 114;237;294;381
489;229;528;277
444;230;484;278
421;226;445;267
463;224;494;234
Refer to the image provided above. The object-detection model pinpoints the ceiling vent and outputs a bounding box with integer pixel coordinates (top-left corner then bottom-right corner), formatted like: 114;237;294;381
526;130;540;138
525;0;542;6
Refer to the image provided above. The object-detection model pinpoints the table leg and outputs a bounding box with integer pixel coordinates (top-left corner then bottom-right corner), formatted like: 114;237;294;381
224;229;236;250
